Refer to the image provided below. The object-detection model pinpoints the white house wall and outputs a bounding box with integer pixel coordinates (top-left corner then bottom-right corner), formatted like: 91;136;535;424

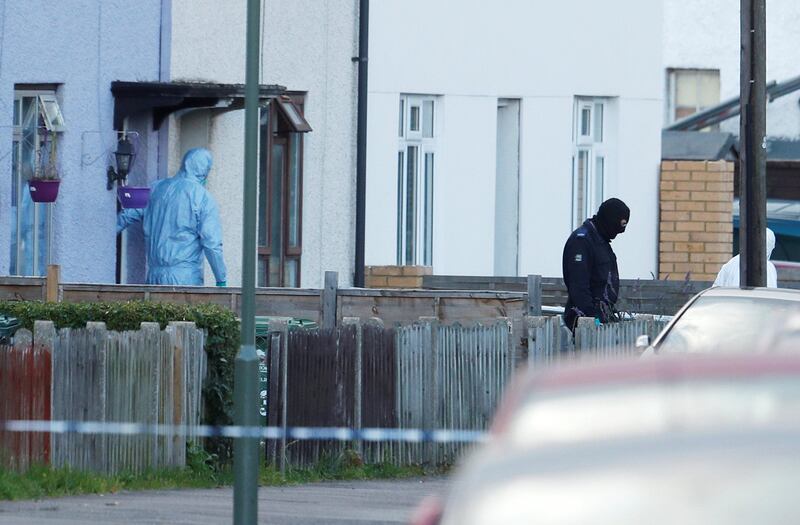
367;0;663;278
663;0;800;137
517;97;574;277
167;0;358;288
434;96;497;275
365;93;398;265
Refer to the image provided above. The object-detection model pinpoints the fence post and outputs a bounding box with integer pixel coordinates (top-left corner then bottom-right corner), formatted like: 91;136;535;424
575;317;595;354
12;327;34;471
526;274;542;317
139;322;161;470
343;317;363;458
526;316;547;367
267;331;281;465
322;271;339;330
46;265;60;303
273;319;290;475
86;322;108;473
167;321;199;468
499;316;514;383
33;321;55;468
419;316;439;466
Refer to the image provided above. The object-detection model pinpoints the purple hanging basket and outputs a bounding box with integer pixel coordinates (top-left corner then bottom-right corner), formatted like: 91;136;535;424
28;179;61;203
117;186;150;209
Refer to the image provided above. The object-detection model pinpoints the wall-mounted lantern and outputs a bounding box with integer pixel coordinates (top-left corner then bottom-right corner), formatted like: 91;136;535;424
106;137;134;190
107;136;149;209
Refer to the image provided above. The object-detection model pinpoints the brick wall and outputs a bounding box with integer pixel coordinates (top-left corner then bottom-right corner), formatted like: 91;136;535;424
659;160;734;281
365;266;433;289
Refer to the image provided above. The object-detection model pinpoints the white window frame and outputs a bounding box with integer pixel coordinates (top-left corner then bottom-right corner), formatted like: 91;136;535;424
397;94;437;266
572;97;608;230
666;68;721;125
10;89;64;276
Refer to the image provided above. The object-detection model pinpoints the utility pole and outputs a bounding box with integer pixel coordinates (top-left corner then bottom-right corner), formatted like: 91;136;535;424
234;0;261;522
739;0;767;287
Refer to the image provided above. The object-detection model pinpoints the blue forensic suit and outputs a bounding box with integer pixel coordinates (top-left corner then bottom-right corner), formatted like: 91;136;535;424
117;148;227;286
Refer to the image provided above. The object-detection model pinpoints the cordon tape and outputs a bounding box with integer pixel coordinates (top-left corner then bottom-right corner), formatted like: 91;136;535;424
0;420;488;443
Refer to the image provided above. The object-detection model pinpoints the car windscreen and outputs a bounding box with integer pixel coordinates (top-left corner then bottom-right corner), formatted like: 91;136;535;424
657;295;800;354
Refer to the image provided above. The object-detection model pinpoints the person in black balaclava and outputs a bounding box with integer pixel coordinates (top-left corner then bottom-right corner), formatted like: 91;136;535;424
562;198;630;332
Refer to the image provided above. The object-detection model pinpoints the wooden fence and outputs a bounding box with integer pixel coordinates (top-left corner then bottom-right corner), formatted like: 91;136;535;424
0;329;50;472
0;272;528;329
0;321;205;474
4;267;799;325
526;316;669;365
259;316;647;469
423;275;711;316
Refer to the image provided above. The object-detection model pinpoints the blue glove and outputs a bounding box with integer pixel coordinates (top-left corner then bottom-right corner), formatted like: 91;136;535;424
216;281;227;287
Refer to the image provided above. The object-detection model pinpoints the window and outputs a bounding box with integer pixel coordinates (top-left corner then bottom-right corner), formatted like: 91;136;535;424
257;94;310;288
572;98;608;229
397;95;436;266
667;69;720;125
9;88;64;276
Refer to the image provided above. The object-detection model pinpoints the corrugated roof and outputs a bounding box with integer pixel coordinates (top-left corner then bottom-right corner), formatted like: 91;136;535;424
662;132;800;162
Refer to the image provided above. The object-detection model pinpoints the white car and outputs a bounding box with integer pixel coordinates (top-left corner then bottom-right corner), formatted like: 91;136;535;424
639;286;800;356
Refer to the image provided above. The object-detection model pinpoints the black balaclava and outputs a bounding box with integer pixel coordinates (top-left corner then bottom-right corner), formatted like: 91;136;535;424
592;198;630;241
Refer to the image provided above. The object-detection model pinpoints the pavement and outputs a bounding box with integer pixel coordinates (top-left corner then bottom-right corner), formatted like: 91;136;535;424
0;477;448;525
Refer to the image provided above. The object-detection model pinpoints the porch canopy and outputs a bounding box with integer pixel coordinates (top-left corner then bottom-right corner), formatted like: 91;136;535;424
111;81;312;132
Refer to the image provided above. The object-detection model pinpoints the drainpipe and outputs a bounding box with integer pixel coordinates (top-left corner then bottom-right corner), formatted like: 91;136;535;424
354;0;369;287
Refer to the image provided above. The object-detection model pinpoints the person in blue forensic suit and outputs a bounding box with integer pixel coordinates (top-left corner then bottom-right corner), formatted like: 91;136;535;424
117;148;227;286
562;198;630;332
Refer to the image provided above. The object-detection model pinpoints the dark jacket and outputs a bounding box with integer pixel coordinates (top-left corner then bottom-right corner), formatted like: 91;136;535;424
562;219;620;330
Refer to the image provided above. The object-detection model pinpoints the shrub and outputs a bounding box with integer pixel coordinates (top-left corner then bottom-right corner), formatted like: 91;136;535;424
0;300;239;464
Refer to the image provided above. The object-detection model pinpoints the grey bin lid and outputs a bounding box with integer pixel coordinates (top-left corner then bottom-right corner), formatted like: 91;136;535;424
254;316;318;336
0;315;20;337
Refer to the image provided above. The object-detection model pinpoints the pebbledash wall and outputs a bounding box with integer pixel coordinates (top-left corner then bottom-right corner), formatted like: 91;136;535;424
0;1;358;288
658;160;734;281
0;1;163;282
366;0;664;280
160;0;359;289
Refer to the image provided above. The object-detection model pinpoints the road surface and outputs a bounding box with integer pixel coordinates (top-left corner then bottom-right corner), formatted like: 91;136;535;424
0;477;447;524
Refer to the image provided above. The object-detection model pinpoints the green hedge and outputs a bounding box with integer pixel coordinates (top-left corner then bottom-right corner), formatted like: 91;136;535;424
0;300;239;463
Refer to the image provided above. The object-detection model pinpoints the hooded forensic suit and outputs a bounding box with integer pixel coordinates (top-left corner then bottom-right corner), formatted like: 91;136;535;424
117;148;227;286
713;228;778;288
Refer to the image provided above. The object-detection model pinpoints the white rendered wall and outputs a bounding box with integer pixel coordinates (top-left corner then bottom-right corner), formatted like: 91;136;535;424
663;0;800;138
169;0;358;288
367;0;663;278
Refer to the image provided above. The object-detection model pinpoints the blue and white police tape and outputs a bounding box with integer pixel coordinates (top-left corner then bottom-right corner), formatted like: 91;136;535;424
0;420;488;444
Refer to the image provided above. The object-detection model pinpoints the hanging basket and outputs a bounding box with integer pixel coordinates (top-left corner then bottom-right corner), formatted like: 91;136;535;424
28;179;61;203
117;186;150;209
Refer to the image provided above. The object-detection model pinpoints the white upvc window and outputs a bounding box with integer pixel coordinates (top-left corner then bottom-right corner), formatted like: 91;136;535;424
10;88;65;276
666;68;720;125
397;94;436;266
572;97;608;230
